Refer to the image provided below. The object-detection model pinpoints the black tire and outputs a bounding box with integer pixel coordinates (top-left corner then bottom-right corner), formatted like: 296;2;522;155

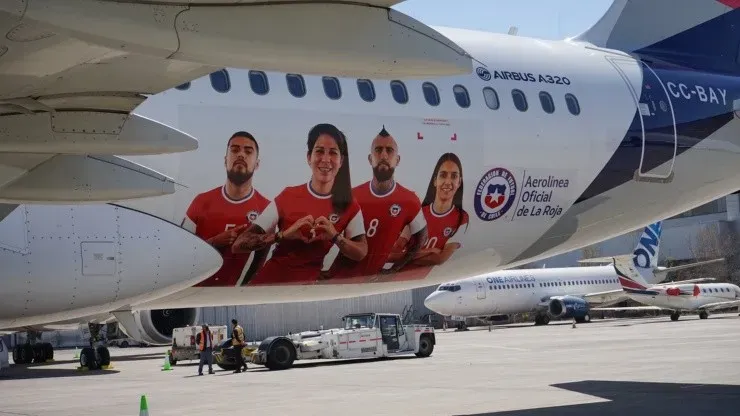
415;335;434;358
43;343;54;361
32;344;45;363
12;345;20;364
699;311;708;319
265;339;296;371
20;344;33;364
97;346;110;367
80;347;99;370
670;313;680;321
120;341;129;348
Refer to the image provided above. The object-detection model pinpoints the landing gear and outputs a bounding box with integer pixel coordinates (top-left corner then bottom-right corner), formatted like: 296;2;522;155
699;310;709;320
670;311;681;321
79;323;111;370
575;314;591;324
11;331;54;364
534;314;550;326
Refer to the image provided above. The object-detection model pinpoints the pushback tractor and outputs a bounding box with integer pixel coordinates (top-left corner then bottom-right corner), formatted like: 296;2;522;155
250;312;436;370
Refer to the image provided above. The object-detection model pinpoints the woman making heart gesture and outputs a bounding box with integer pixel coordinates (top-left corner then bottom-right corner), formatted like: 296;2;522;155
232;123;368;285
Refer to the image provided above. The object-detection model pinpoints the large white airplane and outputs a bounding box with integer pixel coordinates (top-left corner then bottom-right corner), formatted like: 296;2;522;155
3;0;740;368
423;221;724;325
598;252;740;321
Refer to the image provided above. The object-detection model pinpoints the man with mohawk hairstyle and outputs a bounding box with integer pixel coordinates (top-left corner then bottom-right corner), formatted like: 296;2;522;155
327;126;427;281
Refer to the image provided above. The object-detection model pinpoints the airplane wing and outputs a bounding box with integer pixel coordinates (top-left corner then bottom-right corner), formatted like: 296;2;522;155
653;277;717;286
653;258;725;280
697;300;740;312
0;0;473;205
590;306;664;311
581;289;629;306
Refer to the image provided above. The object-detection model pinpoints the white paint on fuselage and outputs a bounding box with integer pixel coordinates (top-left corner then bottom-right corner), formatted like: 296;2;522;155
627;283;740;312
423;265;621;317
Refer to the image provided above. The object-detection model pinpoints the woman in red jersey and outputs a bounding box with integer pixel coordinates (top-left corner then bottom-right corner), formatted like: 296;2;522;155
390;152;468;273
232;123;368;284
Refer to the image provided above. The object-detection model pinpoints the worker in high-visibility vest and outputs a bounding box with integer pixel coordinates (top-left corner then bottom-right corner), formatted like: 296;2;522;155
196;324;215;375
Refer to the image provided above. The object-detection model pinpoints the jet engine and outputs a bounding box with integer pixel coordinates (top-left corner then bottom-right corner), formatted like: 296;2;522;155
117;308;199;345
547;296;590;320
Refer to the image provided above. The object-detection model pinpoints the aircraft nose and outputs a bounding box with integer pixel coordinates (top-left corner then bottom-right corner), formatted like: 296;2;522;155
424;291;454;315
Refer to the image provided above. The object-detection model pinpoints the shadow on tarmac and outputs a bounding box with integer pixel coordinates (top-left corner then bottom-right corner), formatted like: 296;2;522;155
457;380;740;416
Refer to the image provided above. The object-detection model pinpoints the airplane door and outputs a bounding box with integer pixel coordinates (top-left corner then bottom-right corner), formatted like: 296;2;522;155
476;282;486;300
606;56;678;182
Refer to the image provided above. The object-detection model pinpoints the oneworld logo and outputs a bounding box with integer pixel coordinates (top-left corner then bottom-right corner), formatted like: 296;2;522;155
632;222;662;268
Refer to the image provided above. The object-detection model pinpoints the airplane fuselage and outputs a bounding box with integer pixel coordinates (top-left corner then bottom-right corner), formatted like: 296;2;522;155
423;265;622;317
3;26;740;330
624;283;740;312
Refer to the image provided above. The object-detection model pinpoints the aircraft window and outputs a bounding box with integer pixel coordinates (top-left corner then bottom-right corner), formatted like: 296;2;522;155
539;91;555;114
422;82;441;106
175;82;190;91
248;70;269;96
209;69;231;93
702;289;706;293
390;80;409;104
453;84;471;108
482;87;500;109
286;74;306;98
322;76;342;100
357;79;376;102
512;89;528;112
565;93;581;115
489;285;493;290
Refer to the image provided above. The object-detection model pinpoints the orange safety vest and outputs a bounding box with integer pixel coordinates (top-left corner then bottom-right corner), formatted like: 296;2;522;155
198;329;213;351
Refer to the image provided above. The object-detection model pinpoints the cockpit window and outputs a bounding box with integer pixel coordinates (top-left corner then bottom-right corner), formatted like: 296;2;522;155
438;284;461;292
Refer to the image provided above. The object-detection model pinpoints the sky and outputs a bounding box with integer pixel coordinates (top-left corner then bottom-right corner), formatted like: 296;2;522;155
392;0;614;40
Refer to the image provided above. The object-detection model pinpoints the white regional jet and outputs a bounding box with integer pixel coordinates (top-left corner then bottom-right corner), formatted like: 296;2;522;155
3;0;740;370
599;252;740;321
424;221;724;325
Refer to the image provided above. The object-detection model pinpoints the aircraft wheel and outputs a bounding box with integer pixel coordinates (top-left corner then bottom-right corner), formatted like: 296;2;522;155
42;343;54;361
699;311;708;319
80;347;99;370
12;345;21;364
670;312;680;321
97;346;111;367
32;344;45;363
20;344;33;364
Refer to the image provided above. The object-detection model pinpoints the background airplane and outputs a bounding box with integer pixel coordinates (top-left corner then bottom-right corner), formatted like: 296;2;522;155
424;221;724;326
596;254;740;321
3;0;740;369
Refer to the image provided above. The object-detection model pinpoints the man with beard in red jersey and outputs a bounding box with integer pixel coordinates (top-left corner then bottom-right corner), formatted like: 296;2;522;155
181;131;270;286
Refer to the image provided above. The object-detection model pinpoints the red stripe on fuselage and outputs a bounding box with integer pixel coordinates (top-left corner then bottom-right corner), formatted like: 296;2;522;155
718;0;740;9
618;276;647;290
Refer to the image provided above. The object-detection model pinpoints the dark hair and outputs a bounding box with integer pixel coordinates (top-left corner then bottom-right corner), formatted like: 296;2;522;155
228;131;259;155
378;125;391;138
231;319;238;325
307;123;352;213
422;152;467;235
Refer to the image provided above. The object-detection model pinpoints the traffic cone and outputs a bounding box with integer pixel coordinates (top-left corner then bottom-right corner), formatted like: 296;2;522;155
161;351;172;371
139;395;149;416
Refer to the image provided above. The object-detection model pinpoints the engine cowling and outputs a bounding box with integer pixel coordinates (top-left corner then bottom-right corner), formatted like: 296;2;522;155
117;308;199;345
547;296;590;320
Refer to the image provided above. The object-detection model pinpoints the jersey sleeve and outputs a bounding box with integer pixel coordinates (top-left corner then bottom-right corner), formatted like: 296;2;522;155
181;195;201;234
447;210;469;246
406;193;426;235
344;203;366;239
252;200;279;233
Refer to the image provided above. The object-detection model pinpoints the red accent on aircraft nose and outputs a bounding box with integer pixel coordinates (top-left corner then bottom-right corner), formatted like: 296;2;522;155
718;0;740;8
694;284;700;296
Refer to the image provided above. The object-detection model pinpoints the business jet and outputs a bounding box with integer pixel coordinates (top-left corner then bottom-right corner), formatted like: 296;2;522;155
599;254;740;321
423;221;724;325
4;0;740;370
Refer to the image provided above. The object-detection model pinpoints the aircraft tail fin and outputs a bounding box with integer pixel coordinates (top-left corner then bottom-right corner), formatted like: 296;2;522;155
579;221;664;284
574;0;740;75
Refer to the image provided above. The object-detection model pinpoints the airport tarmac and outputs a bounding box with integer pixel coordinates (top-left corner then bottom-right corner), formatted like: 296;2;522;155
1;313;739;416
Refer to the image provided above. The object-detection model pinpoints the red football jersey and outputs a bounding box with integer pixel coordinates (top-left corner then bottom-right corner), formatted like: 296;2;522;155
420;204;469;251
181;186;270;286
248;183;365;285
329;181;426;278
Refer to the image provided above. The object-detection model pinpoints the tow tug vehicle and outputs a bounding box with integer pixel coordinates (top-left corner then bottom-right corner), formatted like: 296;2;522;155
250;312;436;370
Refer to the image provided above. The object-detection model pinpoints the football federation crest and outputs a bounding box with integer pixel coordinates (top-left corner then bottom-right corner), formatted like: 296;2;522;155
246;210;259;222
329;213;340;224
443;227;454;237
474;168;517;221
389;203;402;217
